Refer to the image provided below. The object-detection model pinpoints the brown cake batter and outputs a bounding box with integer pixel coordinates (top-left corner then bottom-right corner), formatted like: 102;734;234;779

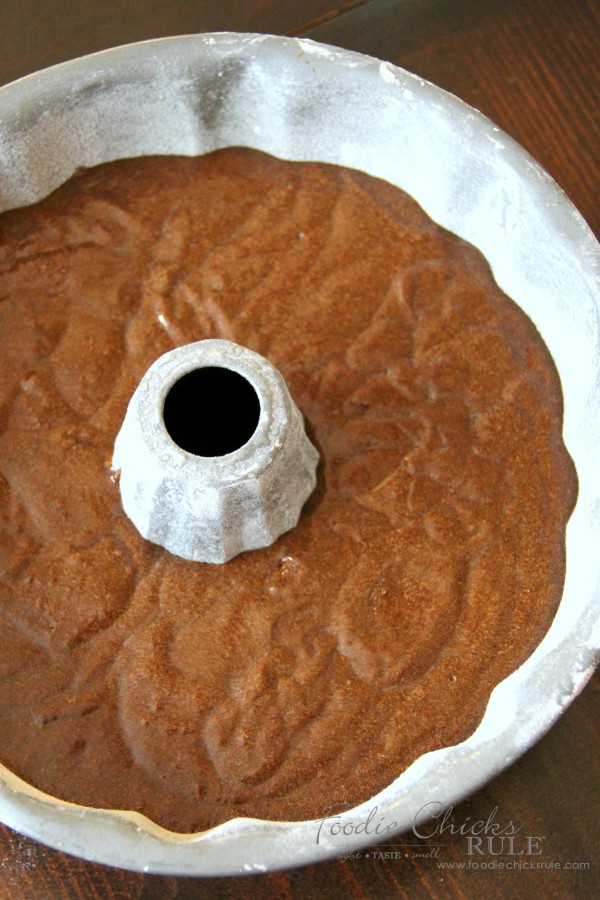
0;148;577;832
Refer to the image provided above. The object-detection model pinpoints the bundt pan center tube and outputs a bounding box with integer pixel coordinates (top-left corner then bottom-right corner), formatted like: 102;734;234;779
112;339;319;563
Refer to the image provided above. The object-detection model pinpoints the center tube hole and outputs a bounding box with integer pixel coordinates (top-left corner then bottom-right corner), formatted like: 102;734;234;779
163;366;261;457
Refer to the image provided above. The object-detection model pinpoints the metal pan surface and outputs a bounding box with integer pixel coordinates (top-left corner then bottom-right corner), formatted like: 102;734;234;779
0;33;598;875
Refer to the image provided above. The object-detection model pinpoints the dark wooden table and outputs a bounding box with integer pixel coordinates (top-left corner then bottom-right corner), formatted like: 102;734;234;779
0;1;598;897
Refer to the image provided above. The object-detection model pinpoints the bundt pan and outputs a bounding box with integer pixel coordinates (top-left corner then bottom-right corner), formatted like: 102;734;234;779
0;33;598;876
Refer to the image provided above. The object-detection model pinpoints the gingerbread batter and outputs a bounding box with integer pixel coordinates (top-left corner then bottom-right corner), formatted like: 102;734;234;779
0;148;577;832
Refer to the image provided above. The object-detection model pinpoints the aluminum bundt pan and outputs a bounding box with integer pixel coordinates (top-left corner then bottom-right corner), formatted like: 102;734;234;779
0;33;598;876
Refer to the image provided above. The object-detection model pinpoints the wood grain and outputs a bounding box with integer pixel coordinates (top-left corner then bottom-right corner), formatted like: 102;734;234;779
0;0;598;897
0;0;364;86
